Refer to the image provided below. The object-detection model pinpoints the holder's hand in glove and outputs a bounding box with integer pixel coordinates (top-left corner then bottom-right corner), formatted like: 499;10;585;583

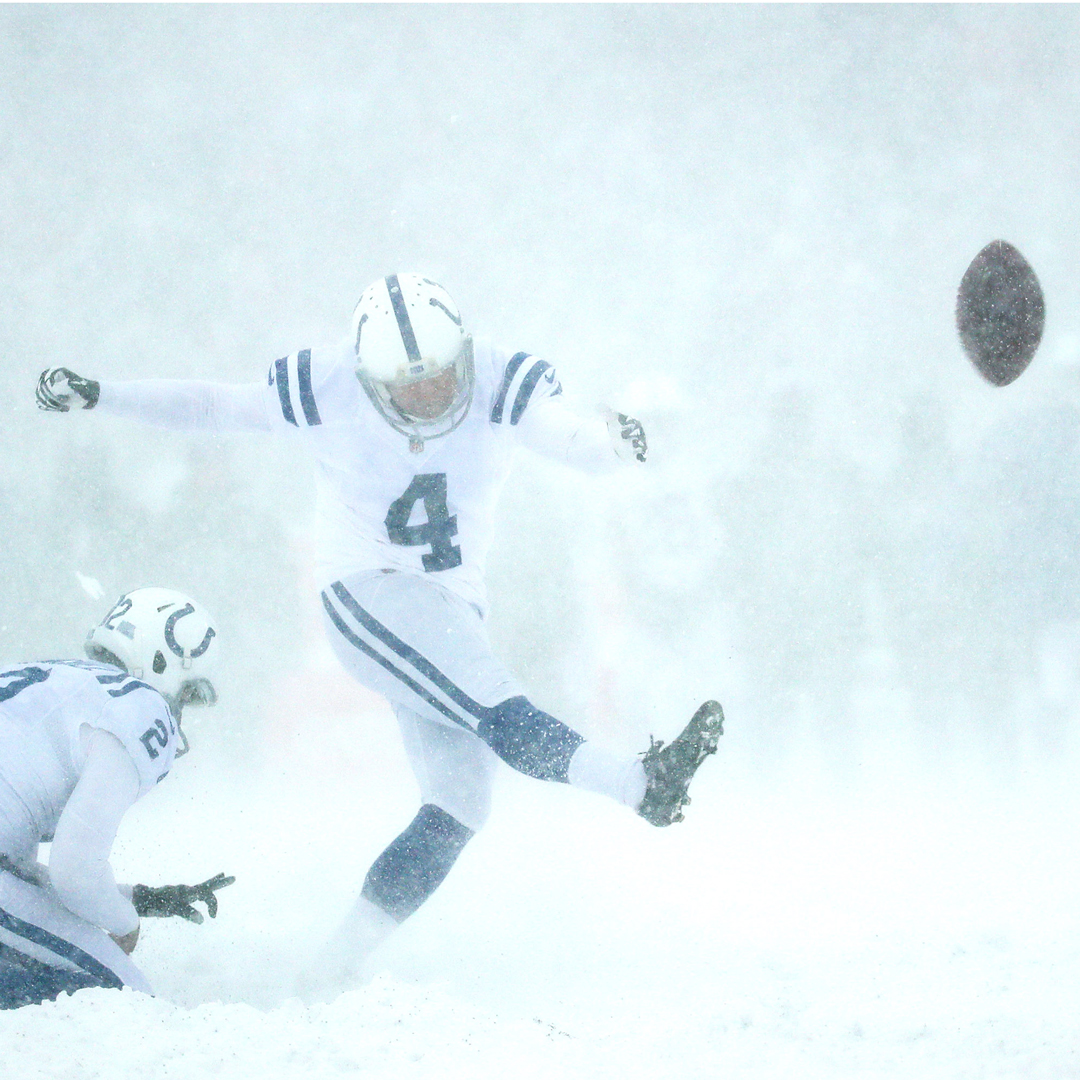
36;367;100;411
604;409;648;463
131;873;236;924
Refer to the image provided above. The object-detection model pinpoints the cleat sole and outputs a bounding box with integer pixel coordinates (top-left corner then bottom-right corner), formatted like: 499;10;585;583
636;700;725;827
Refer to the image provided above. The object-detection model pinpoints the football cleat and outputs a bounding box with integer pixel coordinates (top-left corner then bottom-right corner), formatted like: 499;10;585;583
637;700;724;827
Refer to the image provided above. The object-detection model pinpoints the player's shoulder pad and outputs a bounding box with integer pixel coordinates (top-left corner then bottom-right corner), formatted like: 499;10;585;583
267;347;331;428
95;675;178;789
52;661;176;792
490;351;563;426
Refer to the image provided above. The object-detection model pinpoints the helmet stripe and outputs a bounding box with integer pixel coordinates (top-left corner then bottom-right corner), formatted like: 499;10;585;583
386;275;422;363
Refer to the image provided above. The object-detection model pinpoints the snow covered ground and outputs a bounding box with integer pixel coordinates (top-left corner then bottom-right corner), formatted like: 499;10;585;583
4;686;1079;1079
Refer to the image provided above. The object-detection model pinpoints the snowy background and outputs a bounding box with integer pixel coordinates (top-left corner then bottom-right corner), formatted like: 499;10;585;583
3;5;1080;1077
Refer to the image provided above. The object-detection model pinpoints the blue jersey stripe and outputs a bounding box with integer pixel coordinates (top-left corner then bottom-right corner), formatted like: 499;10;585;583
274;357;297;426
296;350;322;427
0;905;125;989
490;352;530;424
106;680;157;700
510;360;551;426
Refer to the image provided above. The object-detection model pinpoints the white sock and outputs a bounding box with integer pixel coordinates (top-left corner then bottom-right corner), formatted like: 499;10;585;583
299;896;399;1001
567;741;648;809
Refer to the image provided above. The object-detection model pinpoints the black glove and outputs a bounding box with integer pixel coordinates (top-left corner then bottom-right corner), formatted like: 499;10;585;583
131;873;236;924
36;367;100;411
606;410;648;463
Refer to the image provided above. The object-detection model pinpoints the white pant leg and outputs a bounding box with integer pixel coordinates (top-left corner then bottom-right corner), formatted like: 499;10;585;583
321;571;524;733
299;704;497;1000
393;703;498;833
0;869;151;995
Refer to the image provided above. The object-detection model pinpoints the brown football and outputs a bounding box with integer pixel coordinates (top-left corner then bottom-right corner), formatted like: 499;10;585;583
956;240;1045;387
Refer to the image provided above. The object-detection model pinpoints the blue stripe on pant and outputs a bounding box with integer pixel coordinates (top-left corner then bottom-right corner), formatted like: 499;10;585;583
0;906;125;1009
322;581;584;782
0;947;111;1009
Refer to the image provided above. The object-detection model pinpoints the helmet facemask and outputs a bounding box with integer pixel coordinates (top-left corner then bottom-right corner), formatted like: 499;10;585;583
358;336;475;451
169;679;216;756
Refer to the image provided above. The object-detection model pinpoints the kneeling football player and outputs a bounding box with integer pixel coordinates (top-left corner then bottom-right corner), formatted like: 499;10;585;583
0;588;234;1008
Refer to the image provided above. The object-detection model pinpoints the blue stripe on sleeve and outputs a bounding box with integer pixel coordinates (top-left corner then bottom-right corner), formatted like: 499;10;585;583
274;357;297;426
490;352;530;424
297;349;322;426
510;360;551;425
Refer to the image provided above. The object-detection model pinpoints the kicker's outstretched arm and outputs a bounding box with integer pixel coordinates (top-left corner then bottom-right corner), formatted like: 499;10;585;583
37;367;272;434
514;393;648;472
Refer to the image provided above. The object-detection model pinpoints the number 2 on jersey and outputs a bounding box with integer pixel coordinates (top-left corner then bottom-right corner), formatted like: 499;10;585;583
385;473;462;571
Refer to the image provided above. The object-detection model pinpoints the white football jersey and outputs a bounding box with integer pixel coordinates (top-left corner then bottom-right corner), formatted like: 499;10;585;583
0;661;177;866
95;336;623;611
263;338;567;610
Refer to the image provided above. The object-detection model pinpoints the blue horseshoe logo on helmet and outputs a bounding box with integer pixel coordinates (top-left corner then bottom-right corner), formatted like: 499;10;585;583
428;297;462;325
164;604;216;659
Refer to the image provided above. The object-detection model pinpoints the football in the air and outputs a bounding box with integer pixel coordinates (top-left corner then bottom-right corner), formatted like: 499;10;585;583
956;240;1045;387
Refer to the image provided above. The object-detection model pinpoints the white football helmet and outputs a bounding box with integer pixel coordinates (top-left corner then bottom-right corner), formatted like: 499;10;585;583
85;588;219;717
351;273;474;449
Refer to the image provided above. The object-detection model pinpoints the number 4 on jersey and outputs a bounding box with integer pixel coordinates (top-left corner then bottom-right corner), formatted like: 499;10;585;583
385;473;462;571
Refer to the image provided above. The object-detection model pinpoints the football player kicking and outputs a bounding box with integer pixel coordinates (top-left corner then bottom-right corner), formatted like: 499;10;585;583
36;274;723;988
0;589;234;1008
